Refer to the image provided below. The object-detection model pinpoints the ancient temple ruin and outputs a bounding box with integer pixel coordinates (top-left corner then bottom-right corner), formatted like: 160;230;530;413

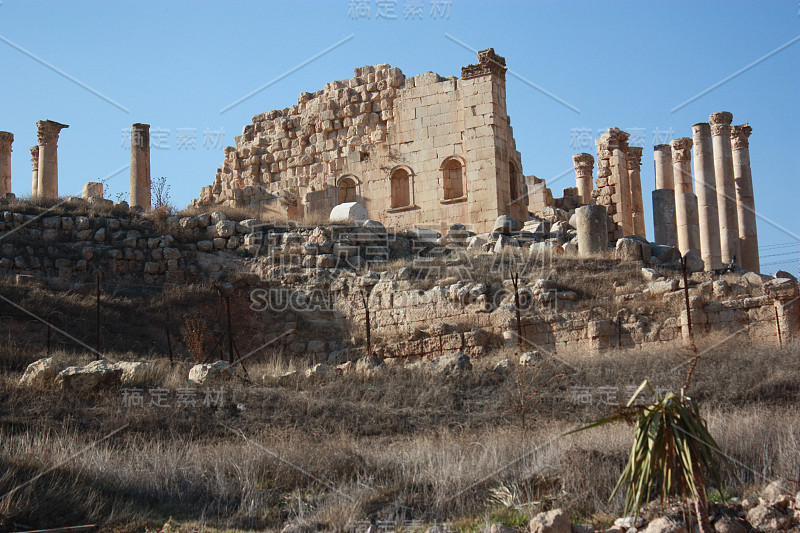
193;49;529;233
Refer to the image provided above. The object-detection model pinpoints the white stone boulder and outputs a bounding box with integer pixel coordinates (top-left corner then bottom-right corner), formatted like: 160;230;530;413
747;503;793;532
188;360;233;385
329;202;368;224
424;352;472;375
114;361;150;385
19;357;67;387
56;360;123;393
493;215;519;235
643;518;687;533
305;363;335;378
529;509;571;533
82;182;103;200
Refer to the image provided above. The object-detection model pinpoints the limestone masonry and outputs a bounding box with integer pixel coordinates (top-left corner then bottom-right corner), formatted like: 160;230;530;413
0;50;764;276
193;49;529;233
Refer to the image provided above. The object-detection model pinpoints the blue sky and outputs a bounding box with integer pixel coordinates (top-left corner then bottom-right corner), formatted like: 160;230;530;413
1;0;798;273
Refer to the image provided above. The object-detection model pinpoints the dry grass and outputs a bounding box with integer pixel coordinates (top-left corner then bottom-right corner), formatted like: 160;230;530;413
0;341;797;531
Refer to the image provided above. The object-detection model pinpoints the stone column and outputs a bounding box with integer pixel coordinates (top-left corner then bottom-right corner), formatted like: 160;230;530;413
130;123;151;210
652;189;677;247
691;122;722;271
30;146;39;197
576;204;608;257
652;144;677;247
710;111;741;266
572;152;594;204
653;144;675;190
670;137;701;255
0;132;13;196
627;146;645;237
36;120;69;199
731;124;759;273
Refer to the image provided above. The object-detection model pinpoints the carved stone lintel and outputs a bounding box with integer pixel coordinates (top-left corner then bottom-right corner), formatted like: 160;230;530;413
36;120;69;146
709;111;733;136
461;48;507;79
30;146;39;170
670;137;693;163
627;146;643;169
730;123;752;150
0;132;13;155
572;152;594;175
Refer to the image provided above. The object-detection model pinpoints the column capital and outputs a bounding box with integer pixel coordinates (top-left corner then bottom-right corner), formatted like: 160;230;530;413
0;131;13;155
30;145;39;169
37;120;69;146
670;138;693;162
730;123;752;150
572;152;594;174
709;111;733;136
627;146;643;169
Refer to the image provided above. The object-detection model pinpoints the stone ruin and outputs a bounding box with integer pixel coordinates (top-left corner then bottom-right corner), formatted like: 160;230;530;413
192;49;529;233
190;49;762;273
1;119;153;214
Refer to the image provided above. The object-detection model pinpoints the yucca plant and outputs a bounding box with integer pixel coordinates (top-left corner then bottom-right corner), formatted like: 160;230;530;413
570;380;728;533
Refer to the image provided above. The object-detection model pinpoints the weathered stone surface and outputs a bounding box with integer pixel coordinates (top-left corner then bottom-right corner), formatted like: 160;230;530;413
714;518;747;533
643;518;687;533
493;215;519;235
575;205;607;257
305;363;335;378
683;250;704;273
329;202;369;224
423;352;472;375
616;237;650;262
529;509;571;533
114;361;150;385
747;503;793;532
57;360;123;393
188;360;233;385
19;357;67;387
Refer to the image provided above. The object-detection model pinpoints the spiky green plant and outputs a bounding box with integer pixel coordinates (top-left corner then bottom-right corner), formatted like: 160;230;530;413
570;380;728;533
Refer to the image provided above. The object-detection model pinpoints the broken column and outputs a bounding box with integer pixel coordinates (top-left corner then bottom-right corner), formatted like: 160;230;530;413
653;144;674;190
710;111;741;266
576;204;608;257
594;128;631;240
627;146;645;237
30;146;39;197
36;120;69;199
730;124;759;273
652;144;677;247
691;122;722;271
670;137;701;255
572;152;594;204
130;123;151;210
0;132;13;196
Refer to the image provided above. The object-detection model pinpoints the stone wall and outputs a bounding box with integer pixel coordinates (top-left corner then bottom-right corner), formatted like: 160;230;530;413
193;49;528;233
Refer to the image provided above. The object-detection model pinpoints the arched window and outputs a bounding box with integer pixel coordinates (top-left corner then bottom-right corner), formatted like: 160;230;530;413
509;161;519;202
390;168;411;208
442;157;465;200
337;176;357;204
